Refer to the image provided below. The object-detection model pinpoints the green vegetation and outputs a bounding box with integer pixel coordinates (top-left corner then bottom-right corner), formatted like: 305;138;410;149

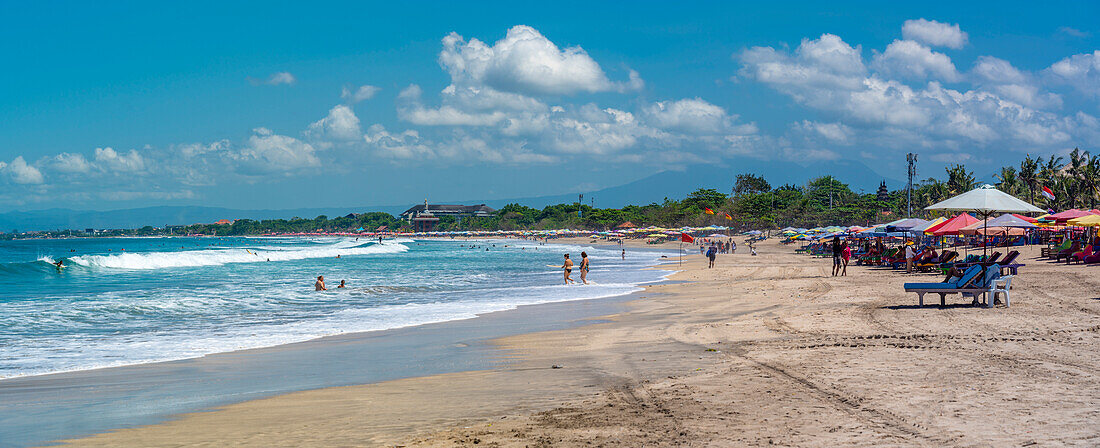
4;150;1097;239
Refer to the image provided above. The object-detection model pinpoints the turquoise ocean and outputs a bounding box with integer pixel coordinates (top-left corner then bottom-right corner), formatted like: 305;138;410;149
0;236;672;380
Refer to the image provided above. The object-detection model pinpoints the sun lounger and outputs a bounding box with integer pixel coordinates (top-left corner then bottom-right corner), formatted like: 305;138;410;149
917;251;956;272
904;264;992;307
1069;245;1094;264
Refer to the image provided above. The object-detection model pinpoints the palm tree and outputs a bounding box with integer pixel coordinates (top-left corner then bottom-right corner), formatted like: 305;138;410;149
1081;153;1100;210
945;164;978;195
1038;155;1065;209
995;166;1020;196
1018;155;1040;204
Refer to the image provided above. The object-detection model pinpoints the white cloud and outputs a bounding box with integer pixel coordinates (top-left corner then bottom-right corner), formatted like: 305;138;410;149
643;98;735;134
341;85;380;103
2;156;45;184
872;40;960;82
901;19;968;49
739;33;1091;151
49;153;92;173
1058;27;1089;38
306;105;362;141
266;72;296;86
793;120;854;144
438;25;640;95
1045;50;1100;98
94;147;146;172
232;128;320;174
973;56;1062;109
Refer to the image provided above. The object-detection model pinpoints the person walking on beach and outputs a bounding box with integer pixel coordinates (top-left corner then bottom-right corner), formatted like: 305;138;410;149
315;276;327;291
841;240;851;276
579;251;590;285
561;254;575;284
706;244;717;268
831;237;843;276
904;242;916;274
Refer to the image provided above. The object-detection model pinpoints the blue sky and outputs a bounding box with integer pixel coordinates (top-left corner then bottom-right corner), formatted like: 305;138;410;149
1;1;1098;211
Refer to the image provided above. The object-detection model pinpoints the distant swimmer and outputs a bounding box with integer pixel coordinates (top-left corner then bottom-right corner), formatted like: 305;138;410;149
622;249;625;260
315;276;327;291
337;280;346;288
336;254;341;258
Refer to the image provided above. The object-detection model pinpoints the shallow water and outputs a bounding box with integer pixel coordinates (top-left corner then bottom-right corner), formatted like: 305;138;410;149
0;236;670;379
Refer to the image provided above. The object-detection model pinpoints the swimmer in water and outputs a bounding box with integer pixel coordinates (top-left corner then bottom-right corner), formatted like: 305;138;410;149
337;280;346;288
315;276;327;291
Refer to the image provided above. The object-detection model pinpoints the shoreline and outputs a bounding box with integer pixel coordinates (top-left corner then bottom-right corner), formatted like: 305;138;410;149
2;239;680;448
50;238;1100;446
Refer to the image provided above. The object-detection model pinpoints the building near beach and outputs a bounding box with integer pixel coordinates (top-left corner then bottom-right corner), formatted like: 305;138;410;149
401;202;496;232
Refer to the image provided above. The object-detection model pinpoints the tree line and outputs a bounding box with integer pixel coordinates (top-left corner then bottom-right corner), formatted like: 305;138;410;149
5;149;1093;239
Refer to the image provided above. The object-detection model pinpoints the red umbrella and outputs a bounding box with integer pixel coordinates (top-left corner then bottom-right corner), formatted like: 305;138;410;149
928;213;980;236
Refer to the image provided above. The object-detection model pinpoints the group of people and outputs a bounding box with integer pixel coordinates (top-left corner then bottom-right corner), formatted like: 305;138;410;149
558;252;590;285
830;236;852;276
314;276;346;291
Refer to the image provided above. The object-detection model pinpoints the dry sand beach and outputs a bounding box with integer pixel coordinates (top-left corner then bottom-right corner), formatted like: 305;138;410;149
57;238;1100;447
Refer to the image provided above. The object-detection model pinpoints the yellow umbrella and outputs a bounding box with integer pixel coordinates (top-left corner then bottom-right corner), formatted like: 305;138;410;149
1067;214;1100;227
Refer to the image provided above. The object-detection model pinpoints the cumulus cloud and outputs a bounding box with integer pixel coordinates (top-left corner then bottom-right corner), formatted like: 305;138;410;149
642;98;736;134
94;147;146;172
972;56;1062;109
901;19;968;49
1045;51;1100;98
738;32;1089;151
232;128;320;174
341;85;380;103
438;25;641;95
1;156;45;184
871;40;960;82
306;105;362;141
793;120;854;144
49;153;92;173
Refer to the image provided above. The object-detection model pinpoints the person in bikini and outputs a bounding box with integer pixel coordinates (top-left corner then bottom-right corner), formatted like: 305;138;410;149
561;254;575;284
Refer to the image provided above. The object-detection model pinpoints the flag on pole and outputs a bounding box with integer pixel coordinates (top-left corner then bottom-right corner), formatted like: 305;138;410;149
680;233;694;243
724;213;732;220
1041;186;1055;201
704;207;715;215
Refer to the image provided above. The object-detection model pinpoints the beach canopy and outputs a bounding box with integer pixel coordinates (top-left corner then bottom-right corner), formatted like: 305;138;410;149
616;221;636;229
1047;209;1096;222
959;214;1036;235
927;213;980;236
1068;214;1100;227
925;185;1045;214
887;218;930;231
913;217;946;233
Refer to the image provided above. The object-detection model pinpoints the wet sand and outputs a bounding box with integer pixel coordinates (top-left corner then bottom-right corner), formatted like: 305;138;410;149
57;239;1100;447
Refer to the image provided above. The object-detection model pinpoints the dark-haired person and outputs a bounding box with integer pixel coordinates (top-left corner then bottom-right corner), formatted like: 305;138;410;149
579;252;590;285
831;237;843;277
560;254;575;284
315;276;327;291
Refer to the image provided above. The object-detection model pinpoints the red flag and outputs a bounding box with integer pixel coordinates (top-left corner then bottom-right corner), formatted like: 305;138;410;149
724;213;732;220
1041;186;1055;201
704;207;715;215
680;233;694;243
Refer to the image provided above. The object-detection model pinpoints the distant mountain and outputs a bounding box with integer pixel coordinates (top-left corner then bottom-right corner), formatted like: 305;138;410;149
1;159;900;231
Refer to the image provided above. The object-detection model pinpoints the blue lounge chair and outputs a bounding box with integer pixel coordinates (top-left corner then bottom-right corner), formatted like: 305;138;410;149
904;264;991;307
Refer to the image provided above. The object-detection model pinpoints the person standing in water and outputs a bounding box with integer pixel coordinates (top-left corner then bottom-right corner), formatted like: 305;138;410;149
561;254;575;284
621;248;625;260
315;276;327;291
579;252;590;285
337;280;346;288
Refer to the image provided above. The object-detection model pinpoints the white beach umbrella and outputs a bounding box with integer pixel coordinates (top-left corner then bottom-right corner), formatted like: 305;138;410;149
925;184;1044;255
